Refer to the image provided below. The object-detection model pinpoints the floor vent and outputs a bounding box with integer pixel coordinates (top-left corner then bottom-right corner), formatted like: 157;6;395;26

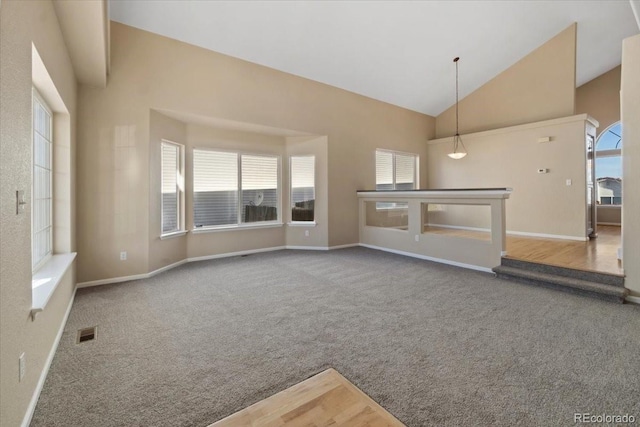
77;326;97;344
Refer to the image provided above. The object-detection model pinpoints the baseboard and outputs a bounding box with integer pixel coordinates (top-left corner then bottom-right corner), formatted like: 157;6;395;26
359;243;492;273
21;287;77;427
427;223;587;242
187;246;286;263
77;272;150;288
596;222;621;226
328;243;360;250
286;245;330;251
625;295;640;305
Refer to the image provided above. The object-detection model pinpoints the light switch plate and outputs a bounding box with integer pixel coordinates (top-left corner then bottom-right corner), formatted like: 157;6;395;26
16;190;26;214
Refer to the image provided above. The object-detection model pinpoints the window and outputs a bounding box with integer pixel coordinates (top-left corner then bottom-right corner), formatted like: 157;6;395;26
375;149;418;209
32;89;52;271
595;123;622;206
161;140;184;235
290;156;315;222
193;150;279;228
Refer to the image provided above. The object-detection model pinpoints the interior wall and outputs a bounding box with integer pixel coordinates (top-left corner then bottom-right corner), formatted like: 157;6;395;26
436;24;576;138
622;34;640;296
576;65;621;137
0;1;77;426
428;115;592;240
76;22;434;283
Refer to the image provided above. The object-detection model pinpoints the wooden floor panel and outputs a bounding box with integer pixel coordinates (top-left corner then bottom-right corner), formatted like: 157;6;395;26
422;225;622;275
209;368;404;427
506;225;622;276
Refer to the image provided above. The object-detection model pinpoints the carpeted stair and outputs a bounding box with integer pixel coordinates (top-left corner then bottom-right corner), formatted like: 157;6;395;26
493;257;628;303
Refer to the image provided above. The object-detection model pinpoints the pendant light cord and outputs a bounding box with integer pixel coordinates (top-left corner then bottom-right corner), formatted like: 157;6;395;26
454;57;459;136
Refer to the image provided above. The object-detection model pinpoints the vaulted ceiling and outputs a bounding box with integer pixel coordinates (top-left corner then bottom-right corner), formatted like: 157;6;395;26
109;1;639;116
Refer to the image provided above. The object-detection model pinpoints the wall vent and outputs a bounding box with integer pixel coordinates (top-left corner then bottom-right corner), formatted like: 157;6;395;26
77;326;97;344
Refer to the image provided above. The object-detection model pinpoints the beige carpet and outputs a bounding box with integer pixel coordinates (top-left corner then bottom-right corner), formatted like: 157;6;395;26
31;248;640;426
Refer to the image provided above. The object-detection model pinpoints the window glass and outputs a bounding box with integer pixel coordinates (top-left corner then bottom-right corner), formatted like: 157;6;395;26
291;156;315;222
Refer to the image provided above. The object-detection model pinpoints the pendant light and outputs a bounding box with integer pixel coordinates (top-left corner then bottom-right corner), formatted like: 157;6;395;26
448;57;468;159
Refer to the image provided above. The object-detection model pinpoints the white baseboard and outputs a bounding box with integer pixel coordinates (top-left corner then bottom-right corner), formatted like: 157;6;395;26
21;287;77;427
358;243;492;273
77;272;150;288
427;223;587;241
285;245;330;251
328;243;360;250
625;295;640;305
187;246;286;263
596;222;622;226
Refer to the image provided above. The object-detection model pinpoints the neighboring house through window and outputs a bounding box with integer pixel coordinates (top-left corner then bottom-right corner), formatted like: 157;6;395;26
595;122;622;205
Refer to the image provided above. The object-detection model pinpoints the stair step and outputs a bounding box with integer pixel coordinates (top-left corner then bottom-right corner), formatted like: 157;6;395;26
501;257;624;287
493;265;629;303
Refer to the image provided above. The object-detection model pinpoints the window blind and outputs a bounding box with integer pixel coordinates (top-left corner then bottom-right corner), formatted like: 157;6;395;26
193;150;239;227
375;151;393;191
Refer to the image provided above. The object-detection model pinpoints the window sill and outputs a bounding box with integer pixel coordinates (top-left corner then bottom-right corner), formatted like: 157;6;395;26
160;230;188;240
287;221;317;227
192;222;284;234
31;253;76;320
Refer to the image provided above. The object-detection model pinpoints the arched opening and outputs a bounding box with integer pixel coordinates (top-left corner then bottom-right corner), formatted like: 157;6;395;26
595;122;622;226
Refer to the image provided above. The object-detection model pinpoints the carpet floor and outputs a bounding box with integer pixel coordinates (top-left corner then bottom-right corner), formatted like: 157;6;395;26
31;248;640;426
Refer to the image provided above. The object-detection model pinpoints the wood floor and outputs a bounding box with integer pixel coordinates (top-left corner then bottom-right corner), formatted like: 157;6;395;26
209;368;405;427
506;225;622;276
424;224;622;276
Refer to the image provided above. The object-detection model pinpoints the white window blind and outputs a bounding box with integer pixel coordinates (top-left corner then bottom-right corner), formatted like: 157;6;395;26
32;90;53;271
375;151;393;191
193;150;279;228
375;150;417;190
290;156;315;222
161;141;183;234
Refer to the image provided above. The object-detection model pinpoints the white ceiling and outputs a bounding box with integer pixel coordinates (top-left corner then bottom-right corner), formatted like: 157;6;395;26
109;1;639;117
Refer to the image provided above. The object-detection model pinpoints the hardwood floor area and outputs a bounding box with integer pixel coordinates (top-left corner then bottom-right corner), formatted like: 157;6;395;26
209;369;405;427
423;224;622;275
506;225;622;276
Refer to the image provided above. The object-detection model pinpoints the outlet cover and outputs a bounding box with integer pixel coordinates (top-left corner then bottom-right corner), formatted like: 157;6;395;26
120;251;127;261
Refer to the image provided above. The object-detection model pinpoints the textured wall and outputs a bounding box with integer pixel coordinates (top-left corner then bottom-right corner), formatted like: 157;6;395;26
436;24;576;138
0;1;77;426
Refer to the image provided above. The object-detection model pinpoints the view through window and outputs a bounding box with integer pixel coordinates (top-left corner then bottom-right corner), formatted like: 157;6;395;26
595;123;622;205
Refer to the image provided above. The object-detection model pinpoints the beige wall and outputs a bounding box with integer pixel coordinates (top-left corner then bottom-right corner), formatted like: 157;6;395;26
576;65;621;136
428;115;594;240
0;1;77;426
622;34;640;296
436;24;576;138
76;22;434;283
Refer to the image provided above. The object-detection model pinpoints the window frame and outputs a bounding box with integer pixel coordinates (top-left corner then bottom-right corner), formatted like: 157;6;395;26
289;155;316;224
595;122;622;206
192;148;282;231
32;88;53;273
160;139;185;238
375;149;419;210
